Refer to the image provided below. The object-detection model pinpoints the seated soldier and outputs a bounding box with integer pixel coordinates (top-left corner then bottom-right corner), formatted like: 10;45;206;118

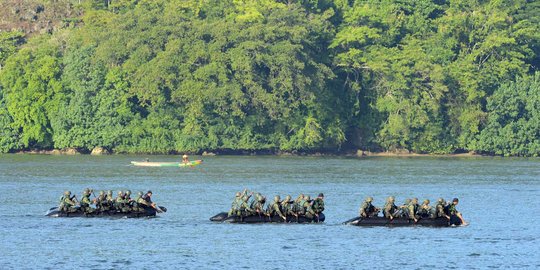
446;198;467;225
302;195;317;219
249;193;266;216
133;191;146;212
417;199;433;218
93;191;110;212
312;193;325;217
435;198;449;219
122;190;133;212
292;194;305;216
359;196;379;218
79;189;95;214
115;191;126;211
383;196;399;220
59;191;78;213
408;198;420;222
105;190;114;209
266;195;286;221
398;198;411;218
142;190;162;213
280;195;295;217
237;195;253;217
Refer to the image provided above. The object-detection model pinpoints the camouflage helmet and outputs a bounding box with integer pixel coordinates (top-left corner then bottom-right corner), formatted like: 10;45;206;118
274;195;281;202
423;199;430;205
64;190;71;196
235;192;241;197
437;198;445;204
137;191;143;196
125;190;131;196
107;190;113;196
304;195;311;201
99;190;105;196
404;198;411;205
387;196;395;202
284;195;291;202
411;198;418;204
366;196;373;202
117;191;123;196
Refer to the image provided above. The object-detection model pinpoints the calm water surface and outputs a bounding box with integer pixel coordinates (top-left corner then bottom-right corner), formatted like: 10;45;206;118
0;155;539;269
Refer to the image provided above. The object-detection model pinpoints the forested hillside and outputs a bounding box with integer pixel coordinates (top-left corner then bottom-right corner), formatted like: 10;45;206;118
0;0;539;156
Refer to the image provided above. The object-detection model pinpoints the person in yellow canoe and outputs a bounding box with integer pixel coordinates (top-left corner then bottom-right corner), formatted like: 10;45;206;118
182;154;190;164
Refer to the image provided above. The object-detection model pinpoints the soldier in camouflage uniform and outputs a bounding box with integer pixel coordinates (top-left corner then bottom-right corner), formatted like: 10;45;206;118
249;193;266;216
417;199;433;218
79;189;95;214
94;191;109;212
292;194;305;216
105;190;114;209
398;198;411;218
435;198;449;219
59;191;78;213
446;198;467;225
280;195;295;217
266;195;286;221
383;196;399;220
312;193;325;216
359;197;379;218
123;190;133;212
408;198;420;222
302;195;317;219
132;191;146;213
228;192;243;217
115;191;125;211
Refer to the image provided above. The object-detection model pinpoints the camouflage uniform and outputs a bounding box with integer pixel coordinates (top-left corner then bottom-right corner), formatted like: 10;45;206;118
59;191;77;213
266;195;286;220
132;192;146;212
280;195;295;216
359;197;379;217
249;194;266;216
122;190;132;212
312;193;325;214
302;195;317;219
228;192;243;217
292;194;305;216
115;191;125;211
383;196;399;219
237;196;253;217
94;191;109;212
398;198;411;218
417;199;433;218
80;190;95;214
408;198;420;221
435;198;449;219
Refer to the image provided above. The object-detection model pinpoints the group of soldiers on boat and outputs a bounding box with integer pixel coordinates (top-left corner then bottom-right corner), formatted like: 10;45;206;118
58;188;162;214
227;189;325;221
358;196;467;224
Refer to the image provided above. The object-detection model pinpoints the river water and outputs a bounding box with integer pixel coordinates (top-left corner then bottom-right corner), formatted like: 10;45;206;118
0;154;538;269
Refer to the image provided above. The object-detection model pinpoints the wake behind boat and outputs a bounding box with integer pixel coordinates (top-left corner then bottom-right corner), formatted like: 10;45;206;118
131;160;203;167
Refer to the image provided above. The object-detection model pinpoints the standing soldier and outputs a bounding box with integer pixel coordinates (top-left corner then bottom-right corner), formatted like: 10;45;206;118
383;196;399;220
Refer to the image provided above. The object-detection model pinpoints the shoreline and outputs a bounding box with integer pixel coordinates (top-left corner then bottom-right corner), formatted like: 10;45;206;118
8;148;515;158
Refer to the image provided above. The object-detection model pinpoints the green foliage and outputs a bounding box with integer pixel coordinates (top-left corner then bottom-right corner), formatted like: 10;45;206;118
476;72;540;156
0;0;538;155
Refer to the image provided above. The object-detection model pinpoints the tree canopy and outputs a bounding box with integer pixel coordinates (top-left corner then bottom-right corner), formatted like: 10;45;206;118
0;0;538;156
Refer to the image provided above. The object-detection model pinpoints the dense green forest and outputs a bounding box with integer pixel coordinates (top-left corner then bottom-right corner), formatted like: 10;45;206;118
0;0;539;156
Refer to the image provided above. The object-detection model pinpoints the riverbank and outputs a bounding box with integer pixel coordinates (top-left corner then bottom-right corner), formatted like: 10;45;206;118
13;147;490;158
